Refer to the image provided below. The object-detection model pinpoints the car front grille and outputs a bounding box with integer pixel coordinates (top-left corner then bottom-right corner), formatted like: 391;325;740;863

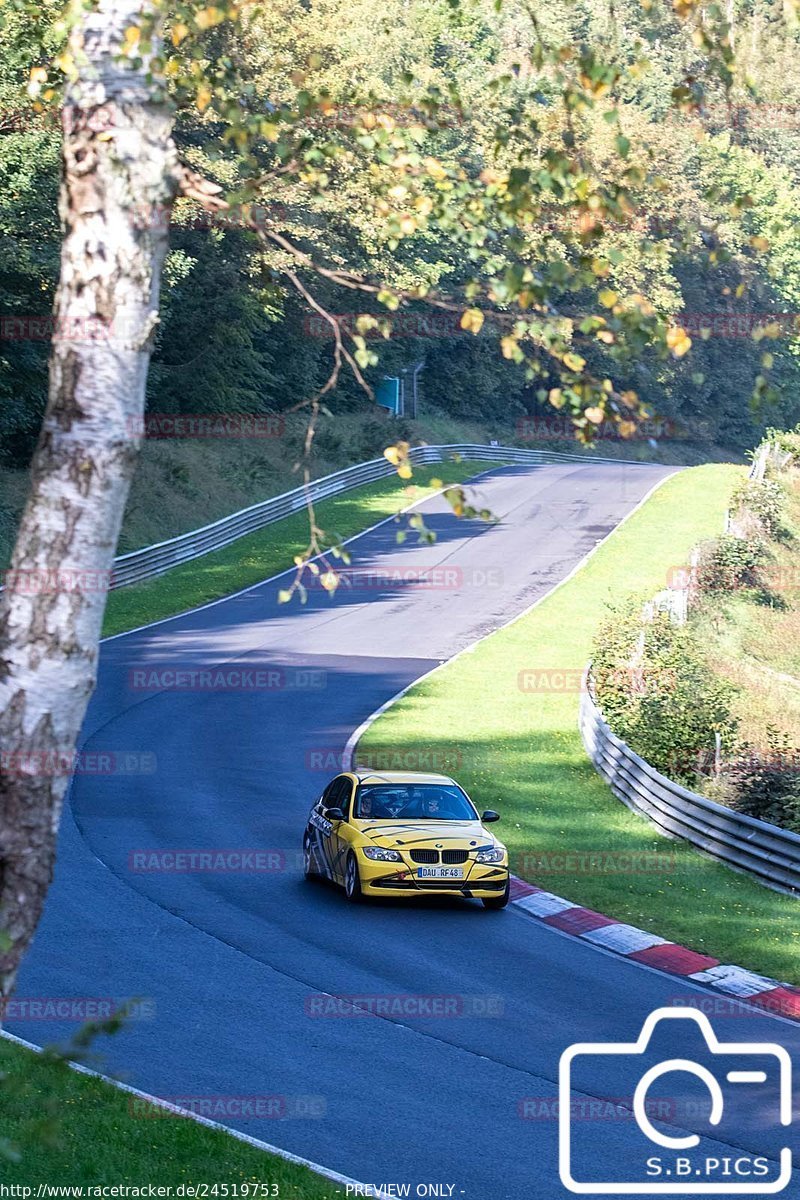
409;848;471;864
410;849;439;864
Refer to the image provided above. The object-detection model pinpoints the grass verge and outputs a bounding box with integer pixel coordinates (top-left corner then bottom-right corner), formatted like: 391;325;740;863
103;461;502;637
358;463;800;985
0;1037;340;1193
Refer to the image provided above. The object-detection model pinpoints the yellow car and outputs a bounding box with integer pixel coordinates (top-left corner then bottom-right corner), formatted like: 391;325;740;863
302;769;510;909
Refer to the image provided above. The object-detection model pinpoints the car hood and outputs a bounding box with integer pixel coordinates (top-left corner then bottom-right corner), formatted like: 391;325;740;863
358;820;497;851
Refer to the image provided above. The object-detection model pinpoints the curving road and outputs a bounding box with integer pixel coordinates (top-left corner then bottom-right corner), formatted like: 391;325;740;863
9;460;799;1198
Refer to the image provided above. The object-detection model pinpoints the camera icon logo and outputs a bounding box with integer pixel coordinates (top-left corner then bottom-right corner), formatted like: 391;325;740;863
559;1007;793;1194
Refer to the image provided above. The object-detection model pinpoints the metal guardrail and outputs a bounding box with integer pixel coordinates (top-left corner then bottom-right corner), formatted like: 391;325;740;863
579;683;800;894
2;442;646;594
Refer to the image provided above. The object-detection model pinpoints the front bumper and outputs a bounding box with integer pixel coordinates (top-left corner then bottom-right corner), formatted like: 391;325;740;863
359;854;509;898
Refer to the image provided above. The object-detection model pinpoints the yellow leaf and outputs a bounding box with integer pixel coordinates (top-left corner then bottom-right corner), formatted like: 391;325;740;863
585;406;604;423
27;66;48;98
277;589;293;604
424;157;447;181
383;446;401;465
53;51;74;75
320;572;339;593
196;85;212;112
124;25;140;44
598;288;618;308
666;325;691;357
749;235;770;253
397;463;413;479
171;22;189;45
549;387;565;408
195;6;225;28
460;308;485;334
563;352;586;372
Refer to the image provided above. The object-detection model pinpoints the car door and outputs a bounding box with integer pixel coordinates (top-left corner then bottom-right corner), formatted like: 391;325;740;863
307;777;342;880
325;775;355;883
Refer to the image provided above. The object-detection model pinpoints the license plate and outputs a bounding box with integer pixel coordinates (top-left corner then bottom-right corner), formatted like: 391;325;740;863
417;866;464;880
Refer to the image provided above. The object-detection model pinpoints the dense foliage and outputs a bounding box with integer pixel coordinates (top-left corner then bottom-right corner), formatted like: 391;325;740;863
592;599;737;783
593;435;800;829
4;0;800;468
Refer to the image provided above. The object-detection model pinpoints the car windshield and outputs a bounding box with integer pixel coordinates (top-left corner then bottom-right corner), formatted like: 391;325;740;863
354;783;477;821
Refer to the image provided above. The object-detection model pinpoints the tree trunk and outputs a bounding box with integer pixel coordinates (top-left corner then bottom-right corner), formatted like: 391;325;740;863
0;0;179;1001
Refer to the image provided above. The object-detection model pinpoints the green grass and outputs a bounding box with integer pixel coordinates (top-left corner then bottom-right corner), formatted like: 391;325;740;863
359;463;800;985
0;1038;341;1193
103;461;502;637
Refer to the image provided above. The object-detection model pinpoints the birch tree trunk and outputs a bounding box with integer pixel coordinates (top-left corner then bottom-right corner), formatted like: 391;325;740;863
0;0;180;1001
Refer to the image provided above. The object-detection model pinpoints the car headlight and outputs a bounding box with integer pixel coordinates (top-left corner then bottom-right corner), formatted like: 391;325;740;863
363;846;403;862
475;846;505;864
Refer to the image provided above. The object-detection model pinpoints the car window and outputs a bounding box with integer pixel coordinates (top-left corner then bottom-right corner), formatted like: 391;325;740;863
354;783;477;821
322;776;351;815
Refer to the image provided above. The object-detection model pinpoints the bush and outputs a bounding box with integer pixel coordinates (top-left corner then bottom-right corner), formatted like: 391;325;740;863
730;476;788;539
723;729;800;833
694;533;767;594
764;426;800;460
592;603;737;786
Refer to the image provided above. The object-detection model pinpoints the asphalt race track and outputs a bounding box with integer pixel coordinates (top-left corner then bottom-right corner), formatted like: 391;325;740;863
9;460;800;1198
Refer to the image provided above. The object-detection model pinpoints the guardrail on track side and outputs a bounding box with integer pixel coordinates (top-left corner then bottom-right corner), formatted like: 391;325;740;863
2;443;653;593
579;683;800;894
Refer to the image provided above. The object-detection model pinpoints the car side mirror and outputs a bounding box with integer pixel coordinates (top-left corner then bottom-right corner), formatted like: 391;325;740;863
325;806;346;821
482;810;500;823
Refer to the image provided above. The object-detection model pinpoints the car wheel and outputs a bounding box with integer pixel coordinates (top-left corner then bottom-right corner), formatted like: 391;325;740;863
303;834;320;881
344;852;364;903
482;879;510;910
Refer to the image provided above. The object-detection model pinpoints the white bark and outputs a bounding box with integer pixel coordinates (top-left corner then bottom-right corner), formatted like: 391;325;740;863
0;0;181;999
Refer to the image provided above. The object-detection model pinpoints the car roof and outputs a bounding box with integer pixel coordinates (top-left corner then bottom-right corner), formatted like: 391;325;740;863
352;769;457;786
